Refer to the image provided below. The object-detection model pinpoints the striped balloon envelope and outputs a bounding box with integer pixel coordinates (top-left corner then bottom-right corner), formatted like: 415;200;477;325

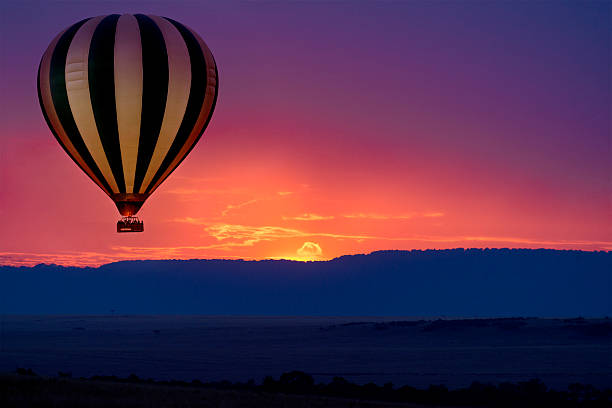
37;14;218;223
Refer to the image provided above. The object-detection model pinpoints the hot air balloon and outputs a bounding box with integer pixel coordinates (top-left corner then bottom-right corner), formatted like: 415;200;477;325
37;14;218;232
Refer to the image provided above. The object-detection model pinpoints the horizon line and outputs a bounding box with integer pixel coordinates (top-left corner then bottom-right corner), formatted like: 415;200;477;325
1;247;610;269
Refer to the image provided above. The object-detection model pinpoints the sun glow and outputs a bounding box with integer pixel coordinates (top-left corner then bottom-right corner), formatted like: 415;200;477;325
268;255;320;262
267;242;325;262
0;1;610;267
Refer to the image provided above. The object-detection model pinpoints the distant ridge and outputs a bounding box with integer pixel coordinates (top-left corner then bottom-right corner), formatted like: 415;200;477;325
1;249;610;316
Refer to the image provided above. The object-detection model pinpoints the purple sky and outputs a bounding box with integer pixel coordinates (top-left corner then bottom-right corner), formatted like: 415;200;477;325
0;1;610;265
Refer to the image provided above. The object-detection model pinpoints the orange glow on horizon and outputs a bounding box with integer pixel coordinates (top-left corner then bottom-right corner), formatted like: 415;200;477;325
0;132;610;268
1;1;610;267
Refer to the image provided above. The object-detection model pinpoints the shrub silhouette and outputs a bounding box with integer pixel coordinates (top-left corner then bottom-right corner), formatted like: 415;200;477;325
15;368;36;376
7;368;612;407
278;371;314;393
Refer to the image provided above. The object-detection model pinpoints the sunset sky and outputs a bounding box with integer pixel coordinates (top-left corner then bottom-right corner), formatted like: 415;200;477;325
0;1;610;266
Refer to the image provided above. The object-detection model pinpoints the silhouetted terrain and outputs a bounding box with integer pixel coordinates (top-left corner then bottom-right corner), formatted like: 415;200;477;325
1;249;610;315
2;369;611;407
1;316;609;390
1;372;413;408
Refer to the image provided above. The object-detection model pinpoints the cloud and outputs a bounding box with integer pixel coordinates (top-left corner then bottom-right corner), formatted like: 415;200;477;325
160;186;257;204
297;242;322;257
163;188;203;195
221;198;260;216
343;212;444;220
205;223;612;251
221;191;294;217
206;224;303;241
172;219;375;246
343;213;414;220
203;223;374;244
0;251;124;267
282;213;335;221
418;235;612;248
170;176;224;183
174;216;209;225
164;187;248;196
2;232;610;267
179;220;612;250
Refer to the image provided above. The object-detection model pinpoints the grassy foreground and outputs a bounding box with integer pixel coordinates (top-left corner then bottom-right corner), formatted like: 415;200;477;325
2;369;611;408
1;373;431;408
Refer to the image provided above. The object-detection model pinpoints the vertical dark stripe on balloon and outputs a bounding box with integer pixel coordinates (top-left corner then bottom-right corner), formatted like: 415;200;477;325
47;18;114;195
131;14;169;194
88;14;126;193
149;55;218;196
144;17;207;194
38;60;108;195
153;51;219;196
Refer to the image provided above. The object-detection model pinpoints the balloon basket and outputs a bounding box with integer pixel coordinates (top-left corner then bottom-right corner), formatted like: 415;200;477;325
117;216;144;233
